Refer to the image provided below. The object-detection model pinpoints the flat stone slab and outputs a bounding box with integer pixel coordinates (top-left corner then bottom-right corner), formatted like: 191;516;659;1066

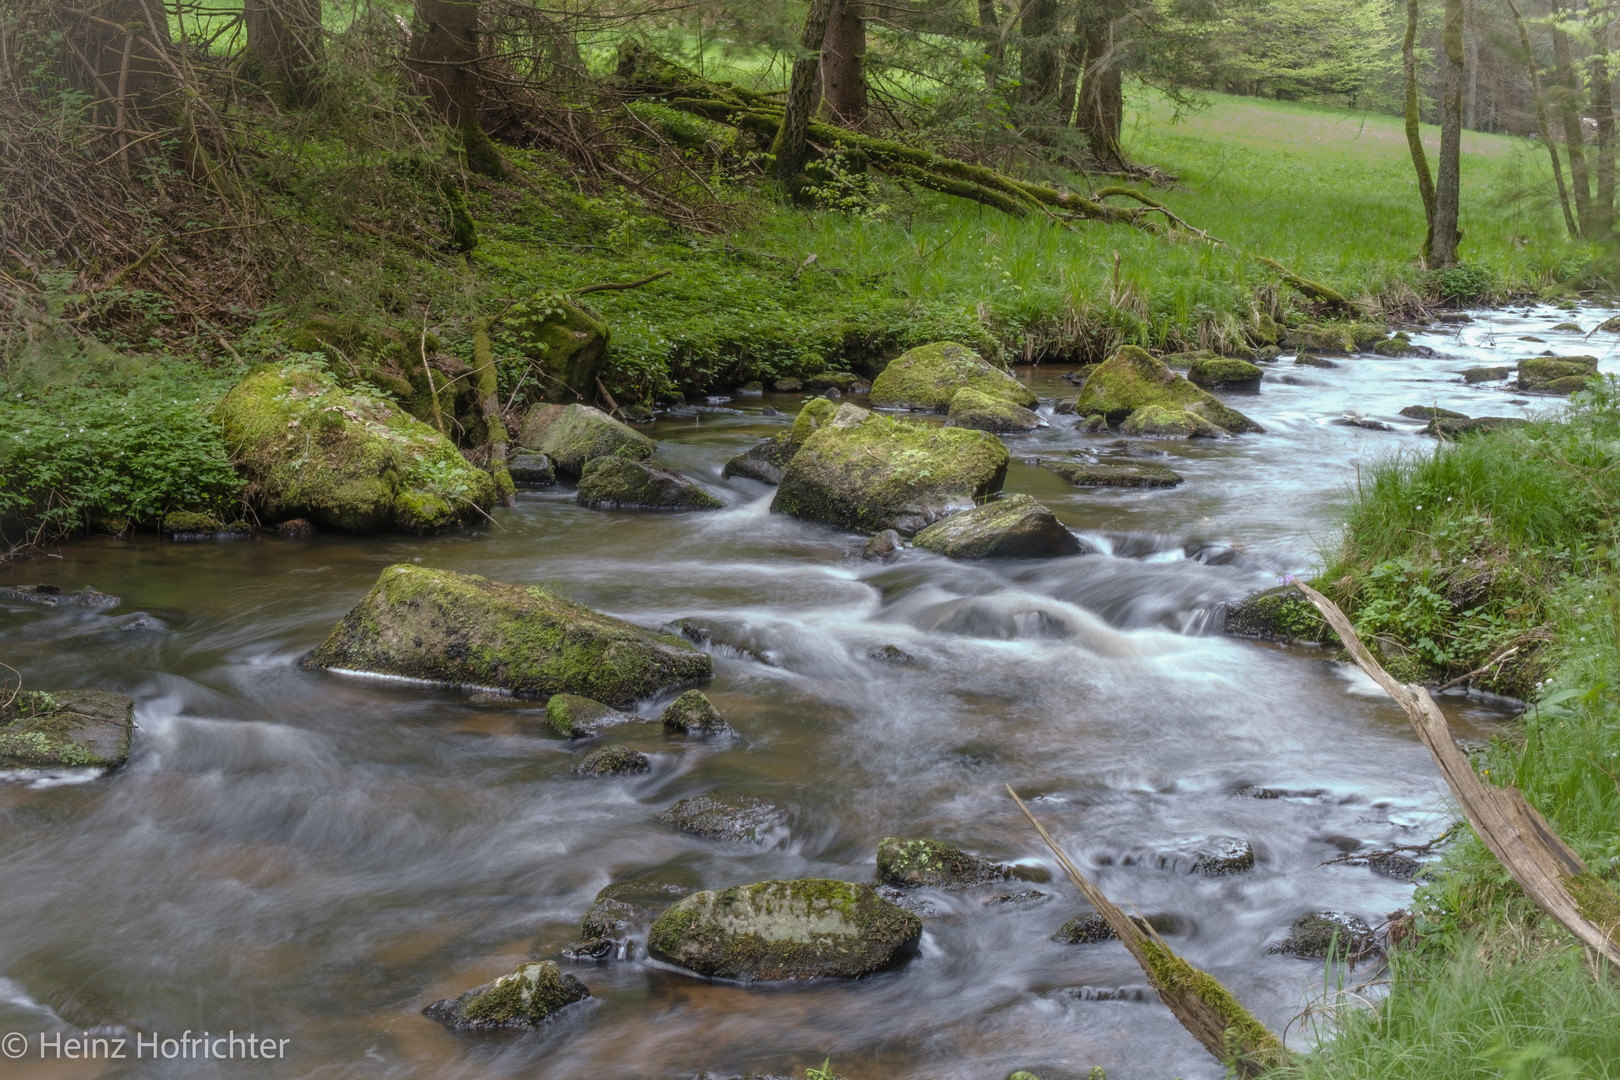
0;690;134;769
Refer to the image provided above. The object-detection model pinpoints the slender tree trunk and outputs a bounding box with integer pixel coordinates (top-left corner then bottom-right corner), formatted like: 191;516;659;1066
51;0;176;126
1552;2;1594;232
1506;0;1579;237
818;0;867;127
1464;0;1478;131
1058;10;1084;128
1074;6;1124;168
1432;0;1466;266
978;0;1003;89
1594;9;1616;236
770;0;837;181
1020;0;1062;110
244;0;323;104
408;0;501;176
1403;0;1438;261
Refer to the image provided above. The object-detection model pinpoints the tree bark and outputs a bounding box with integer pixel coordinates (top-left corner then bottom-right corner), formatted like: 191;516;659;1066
408;0;501;176
1403;0;1438;262
1594;10;1615;236
1505;0;1579;237
1019;0;1062;110
1074;5;1124;168
770;0;837;181
1431;0;1466;266
978;0;1003;89
244;0;324;105
51;0;175;127
1552;2;1594;233
817;0;867;127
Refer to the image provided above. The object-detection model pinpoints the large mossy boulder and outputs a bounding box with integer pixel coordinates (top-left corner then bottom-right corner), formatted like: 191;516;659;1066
870;342;1037;412
771;404;1010;535
877;837;1014;890
516;403;654;478
423;960;589;1030
214;362;496;534
503;297;611;405
301;564;712;706
723;398;844;485
912;495;1080;559
0;690;134;769
646;879;922;980
1517;355;1598;394
576;457;721;510
945;387;1042;433
1121;405;1227;438
1073;347;1261;434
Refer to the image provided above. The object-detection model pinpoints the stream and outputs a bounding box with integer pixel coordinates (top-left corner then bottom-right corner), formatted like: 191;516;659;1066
2;305;1613;1080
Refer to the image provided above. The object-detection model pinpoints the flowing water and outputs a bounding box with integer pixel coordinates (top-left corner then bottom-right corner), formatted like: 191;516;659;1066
2;306;1615;1080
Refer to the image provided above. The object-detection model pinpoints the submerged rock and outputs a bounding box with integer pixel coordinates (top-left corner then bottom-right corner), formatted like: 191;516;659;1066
1121;405;1227;438
870;341;1037;412
1223;585;1331;643
945;387;1043;433
869;644;915;664
1041;459;1183;488
1074;346;1261;433
516;403;655;478
1517;355;1598;394
771;404;1010;535
722;433;796;484
1187;356;1262;388
0;584;118;609
214;361;495;534
546;693;631;738
1462;365;1511;383
658;791;786;843
0;690;134;769
1426;416;1530;438
1399;405;1468;421
1294;354;1338;369
301;564;711;707
877;837;1013;889
508;452;556;485
862;529;904;560
911;495;1081;559
576;457;722;510
423;960;590;1029
1268;912;1376;961
660;690;732;736
647;879;922;980
572;744;650;777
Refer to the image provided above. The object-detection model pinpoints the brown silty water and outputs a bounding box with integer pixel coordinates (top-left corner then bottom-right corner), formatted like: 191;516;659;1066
1;306;1605;1079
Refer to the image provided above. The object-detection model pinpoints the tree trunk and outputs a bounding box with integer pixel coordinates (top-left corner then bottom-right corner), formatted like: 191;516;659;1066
408;0;501;176
1505;0;1579;237
1594;12;1615;236
770;0;837;181
1403;0;1438;262
1431;0;1465;267
1552;2;1594;233
245;0;323;104
52;0;176;127
1464;0;1478;131
978;0;1003;89
1020;0;1062;110
1074;6;1124;168
818;0;867;127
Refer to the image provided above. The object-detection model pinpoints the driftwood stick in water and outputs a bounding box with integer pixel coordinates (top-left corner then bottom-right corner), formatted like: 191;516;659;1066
1291;582;1620;966
1007;786;1289;1077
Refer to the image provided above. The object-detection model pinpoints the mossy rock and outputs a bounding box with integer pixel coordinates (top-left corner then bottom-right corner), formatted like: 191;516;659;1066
646;879;922;980
546;693;627;738
805;370;861;390
1518;356;1598;393
1267;912;1376;961
301;563;712;707
503;297;610;405
1373;332;1418;357
1054;911;1177;944
423;960;589;1029
1052;397;1078;415
1551;321;1584;332
771;404;1010;536
722;433;796;484
945;387;1042;433
1399;405;1468;421
1188;836;1256;874
1462;365;1511;384
565;878;688;959
508;453;556;486
870;341;1037;412
0;584;118;609
876;837;1013;889
1073;347;1261;434
516;403;655;478
773;378;804;392
577;457;722;510
1223;585;1332;642
1251;313;1280;346
1426;416;1531;438
1188;356;1262;388
0;690;134;769
215;362;495;534
289;316;456;425
1041;459;1182;488
658;790;786;842
1121;405;1227;438
660;689;731;735
912;495;1080;559
572;744;650;777
1285;322;1379;353
789;396;841;444
1295;354;1338;369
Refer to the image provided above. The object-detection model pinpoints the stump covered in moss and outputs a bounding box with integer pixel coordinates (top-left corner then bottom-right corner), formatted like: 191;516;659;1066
0;690;134;769
911;495;1080;559
647;879;921;980
870;341;1037;412
423;960;590;1029
1074;347;1261;434
516;403;655;478
301;564;711;706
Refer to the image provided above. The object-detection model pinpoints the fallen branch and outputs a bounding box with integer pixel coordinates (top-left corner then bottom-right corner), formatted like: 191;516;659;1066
574;270;672;295
1292;581;1620;967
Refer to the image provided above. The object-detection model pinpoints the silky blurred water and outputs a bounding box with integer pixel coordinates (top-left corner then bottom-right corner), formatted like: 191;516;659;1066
1;305;1612;1079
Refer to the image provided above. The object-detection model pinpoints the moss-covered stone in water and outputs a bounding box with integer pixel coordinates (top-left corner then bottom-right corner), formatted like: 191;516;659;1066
546;693;626;738
1223;585;1332;643
771;404;1010;536
1427;416;1529;438
1284;322;1357;353
722;433;796;484
503;297;610;405
661;690;731;735
1399;405;1468;421
1041;460;1183;488
1518;356;1598;393
870;341;1037;412
515;403;655;478
301;563;712;706
213;362;495;534
1374;332;1418;357
576;457;722;510
1463;366;1511;384
911;494;1080;559
422;960;590;1029
789;396;840;445
1073;347;1261;434
877;837;1013;889
508;452;555;485
161;510;223;534
572;744;650;777
645;878;922;980
1187;356;1262;388
0;690;134;769
1121;405;1227;438
1267;911;1376;960
658;791;786;842
945;387;1042;433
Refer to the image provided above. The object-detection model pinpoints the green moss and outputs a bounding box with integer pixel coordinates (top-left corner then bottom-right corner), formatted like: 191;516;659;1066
161;510;223;533
1074;347;1261;434
576;456;722;510
1224;585;1332;642
0;690;134;769
1138;938;1288;1070
500;297;610;404
876;837;1011;888
911;493;1080;559
1187;356;1262;388
1121;404;1227;438
515;403;654;477
1518;356;1599;393
870;341;1037;412
546;692;620;738
1568;873;1620;938
945;387;1041;433
434;961;590;1029
660;689;729;734
789;397;841;445
303;563;712;706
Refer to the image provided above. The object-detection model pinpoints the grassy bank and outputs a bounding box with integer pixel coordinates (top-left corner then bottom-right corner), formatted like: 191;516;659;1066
1278;387;1620;1078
